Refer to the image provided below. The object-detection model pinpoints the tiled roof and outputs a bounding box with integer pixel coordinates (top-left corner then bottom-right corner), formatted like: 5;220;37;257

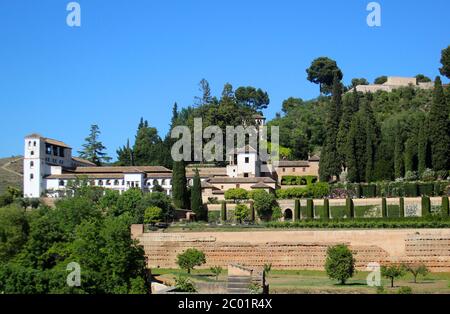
250;182;273;189
73;166;171;174
46;173;125;180
25;134;71;148
72;157;97;166
276;161;310;167
207;177;276;184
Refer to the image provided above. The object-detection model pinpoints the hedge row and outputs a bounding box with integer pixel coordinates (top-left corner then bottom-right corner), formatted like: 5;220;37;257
276;183;330;199
265;217;450;229
331;181;450;198
281;175;318;186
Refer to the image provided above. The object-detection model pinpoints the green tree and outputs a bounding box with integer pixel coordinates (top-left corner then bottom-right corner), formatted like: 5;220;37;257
175;275;197;292
325;244;355;285
172;161;189;209
144;206;163;225
190;169;205;221
176;248;206;274
381;265;405;288
210;266;223;281
415;74;431;83
252;190;276;221
351;78;369;87
116;139;134;166
403;263;429;283
235;86;270;111
306;57;343;94
319;73;342;181
114;188;143;222
374;76;387;84
428;77;450;171
133;118;165;166
439;45;450;79
224;188;248;203
234;204;249;223
0;205;29;262
337;89;360;170
78;124;111;166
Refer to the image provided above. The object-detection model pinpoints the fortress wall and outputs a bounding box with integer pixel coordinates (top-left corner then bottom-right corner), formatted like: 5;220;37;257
133;228;450;272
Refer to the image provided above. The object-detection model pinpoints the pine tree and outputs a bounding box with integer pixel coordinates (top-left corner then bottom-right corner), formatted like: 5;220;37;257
133;118;164;166
116;139;134;166
78;124;111;166
319;74;342;182
172;161;189;209
429;77;450;171
190;169;205;221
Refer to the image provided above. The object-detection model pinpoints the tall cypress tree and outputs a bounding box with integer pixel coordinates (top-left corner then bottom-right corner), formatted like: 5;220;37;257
116;139;134;166
362;98;380;182
417;120;431;175
172;161;189;209
337;88;360;170
429;77;450;171
346;112;367;183
394;131;404;179
319;74;342;182
190;169;205;221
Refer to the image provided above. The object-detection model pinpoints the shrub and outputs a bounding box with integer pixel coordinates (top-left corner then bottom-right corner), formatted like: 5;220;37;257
442;197;449;216
397;286;412;294
144;206;163;225
311;182;330;198
271;206;283;221
234;204;249;223
208;211;220;223
325;244;355;285
175;275;196;292
361;185;377;198
418;183;434;196
176;248;206;274
249;202;255;222
346;198;354;218
404;183;418;197
224;188;248;203
210;266;223;281
421;169;436;182
404;171;418;182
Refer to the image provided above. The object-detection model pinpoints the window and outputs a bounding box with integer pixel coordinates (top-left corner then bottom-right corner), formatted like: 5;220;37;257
33;141;36;147
30;161;34;168
60;147;65;157
303;168;306;172
161;179;166;185
59;180;65;187
106;180;111;186
244;173;249;178
282;168;285;172
292;168;296;172
46;144;51;154
53;146;58;156
30;151;34;156
245;157;249;163
28;141;31;147
98;180;103;186
153;179;158;185
114;180;119;186
30;174;34;180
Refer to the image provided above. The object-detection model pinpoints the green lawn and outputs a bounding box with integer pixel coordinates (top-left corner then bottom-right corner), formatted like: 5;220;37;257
153;268;450;294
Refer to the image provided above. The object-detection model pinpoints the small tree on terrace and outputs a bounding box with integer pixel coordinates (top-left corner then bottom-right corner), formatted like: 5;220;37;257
177;248;206;274
210;266;223;281
224;188;248;203
403;263;429;283
252;190;276;221
144;206;163;225
325;244;355;285
381;265;406;288
234;204;249;223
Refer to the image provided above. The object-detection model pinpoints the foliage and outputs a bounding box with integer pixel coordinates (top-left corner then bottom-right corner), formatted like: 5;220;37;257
176;248;206;274
281;175;318;186
397;286;412;294
175;275;196;293
144;206;163;225
440;45;450;78
374;76;387;84
220;201;227;222
381;265;406;288
234;204;249;223
78;124;111;166
224;188;249;203
0;205;29;263
210;266;223;281
306;57;343;94
271;206;283;221
172;161;189;209
190;169;205;221
325;244;355;285
403;263;429;283
251;190;276;221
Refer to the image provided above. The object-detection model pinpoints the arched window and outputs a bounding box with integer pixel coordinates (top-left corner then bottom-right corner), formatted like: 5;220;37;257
114;180;119;186
59;180;65;187
33;141;36;147
30;151;34;156
161;179;166;186
98;180;103;186
28;141;31;147
30;161;34;168
153;179;158;185
30;174;34;179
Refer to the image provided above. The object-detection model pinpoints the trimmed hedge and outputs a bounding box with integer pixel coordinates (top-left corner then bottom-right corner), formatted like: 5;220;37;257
421;196;431;217
294;199;300;221
281;175;318;186
220;201;227;222
323;198;330;220
306;199;314;219
265;217;450;229
346;198;354;218
442;197;449;217
381;198;387;218
399;197;405;217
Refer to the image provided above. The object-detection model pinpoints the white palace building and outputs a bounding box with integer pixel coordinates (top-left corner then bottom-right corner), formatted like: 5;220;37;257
23;129;319;201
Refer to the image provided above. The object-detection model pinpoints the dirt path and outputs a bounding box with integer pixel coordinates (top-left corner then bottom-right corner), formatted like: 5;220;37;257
1;157;23;177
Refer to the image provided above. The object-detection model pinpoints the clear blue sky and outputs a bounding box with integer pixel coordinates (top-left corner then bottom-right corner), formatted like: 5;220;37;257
0;0;449;159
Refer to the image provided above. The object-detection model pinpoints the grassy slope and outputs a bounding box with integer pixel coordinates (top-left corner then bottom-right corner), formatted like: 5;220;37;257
0;156;23;194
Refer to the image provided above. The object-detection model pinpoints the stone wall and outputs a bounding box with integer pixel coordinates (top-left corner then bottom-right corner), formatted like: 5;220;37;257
132;228;450;272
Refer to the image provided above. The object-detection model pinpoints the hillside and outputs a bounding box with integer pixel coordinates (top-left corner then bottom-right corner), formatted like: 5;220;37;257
0;156;23;194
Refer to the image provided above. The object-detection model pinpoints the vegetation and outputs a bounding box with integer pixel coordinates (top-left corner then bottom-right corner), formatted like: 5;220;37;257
176;248;206;274
234;204;250;223
190;169;205;221
252;190;276;221
78;124;111;166
381;265;406;288
210;266;223;281
325;244;355;285
403;264;429;283
144;206;163;225
175;275;196;292
172;161;189;209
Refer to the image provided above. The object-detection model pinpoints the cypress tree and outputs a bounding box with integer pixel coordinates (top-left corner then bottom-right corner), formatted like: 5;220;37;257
404;137;418;173
323;198;330;220
429;77;450;171
362;97;380;183
294;199;301;221
381;197;387;218
421;196;431;217
417;122;430;175
337;88;360;170
319;74;342;182
249;201;255;222
221;201;227;222
346;197;354;218
399;197;405;218
346;113;366;182
190;169;205;220
394;131;404;179
306;199;314;219
442;197;449;217
172;161;189;209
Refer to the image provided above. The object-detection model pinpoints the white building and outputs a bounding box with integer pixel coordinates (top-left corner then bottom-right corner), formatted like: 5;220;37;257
23;133;173;198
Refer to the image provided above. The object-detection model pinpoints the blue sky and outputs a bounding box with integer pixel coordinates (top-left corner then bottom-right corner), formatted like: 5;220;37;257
0;0;449;159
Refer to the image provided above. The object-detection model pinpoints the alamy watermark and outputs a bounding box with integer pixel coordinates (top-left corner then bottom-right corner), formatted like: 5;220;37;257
66;262;81;287
367;2;381;27
66;2;81;27
171;118;280;163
